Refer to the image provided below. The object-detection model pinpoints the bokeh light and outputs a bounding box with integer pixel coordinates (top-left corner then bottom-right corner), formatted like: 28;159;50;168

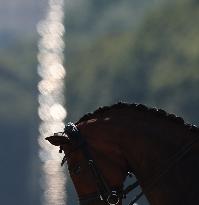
37;0;67;204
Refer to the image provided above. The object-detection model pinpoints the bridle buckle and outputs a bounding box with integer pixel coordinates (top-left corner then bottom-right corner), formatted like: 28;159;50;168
107;191;120;205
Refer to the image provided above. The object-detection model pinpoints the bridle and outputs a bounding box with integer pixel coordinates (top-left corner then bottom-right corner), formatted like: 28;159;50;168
49;122;199;205
57;122;140;205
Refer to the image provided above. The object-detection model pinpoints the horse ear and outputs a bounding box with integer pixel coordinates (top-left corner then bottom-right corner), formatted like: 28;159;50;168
45;135;69;146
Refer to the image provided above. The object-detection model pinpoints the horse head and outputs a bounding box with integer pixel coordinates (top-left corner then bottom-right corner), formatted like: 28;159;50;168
46;122;128;205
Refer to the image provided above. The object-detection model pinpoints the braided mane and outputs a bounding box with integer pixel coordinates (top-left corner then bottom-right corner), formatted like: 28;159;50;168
76;102;199;133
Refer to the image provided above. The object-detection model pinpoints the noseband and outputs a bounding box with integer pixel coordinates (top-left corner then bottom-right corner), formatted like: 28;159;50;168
51;122;199;205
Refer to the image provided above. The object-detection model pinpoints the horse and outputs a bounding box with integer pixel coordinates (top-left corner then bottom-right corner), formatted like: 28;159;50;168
46;102;199;205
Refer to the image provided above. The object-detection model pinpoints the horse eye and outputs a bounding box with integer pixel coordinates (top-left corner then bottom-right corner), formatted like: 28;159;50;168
69;165;81;175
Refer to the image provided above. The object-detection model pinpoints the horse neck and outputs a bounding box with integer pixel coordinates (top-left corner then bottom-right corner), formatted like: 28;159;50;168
117;109;199;205
78;108;196;178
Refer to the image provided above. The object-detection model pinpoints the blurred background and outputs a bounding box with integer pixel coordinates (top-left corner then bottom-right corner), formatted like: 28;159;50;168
1;0;199;204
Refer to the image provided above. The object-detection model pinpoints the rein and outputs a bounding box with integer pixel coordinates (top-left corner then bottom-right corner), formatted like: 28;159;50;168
57;122;199;205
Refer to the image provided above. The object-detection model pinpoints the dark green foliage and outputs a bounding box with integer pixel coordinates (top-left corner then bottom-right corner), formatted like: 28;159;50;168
0;37;37;123
65;0;199;126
